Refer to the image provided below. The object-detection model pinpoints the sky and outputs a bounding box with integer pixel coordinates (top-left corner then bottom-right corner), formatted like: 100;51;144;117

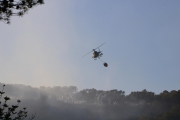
0;0;180;94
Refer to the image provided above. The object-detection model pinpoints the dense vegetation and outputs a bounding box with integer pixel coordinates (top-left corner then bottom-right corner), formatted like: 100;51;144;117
1;83;180;120
0;0;44;24
0;84;35;120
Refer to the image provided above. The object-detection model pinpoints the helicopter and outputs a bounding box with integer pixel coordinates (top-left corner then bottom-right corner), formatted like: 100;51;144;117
83;42;108;67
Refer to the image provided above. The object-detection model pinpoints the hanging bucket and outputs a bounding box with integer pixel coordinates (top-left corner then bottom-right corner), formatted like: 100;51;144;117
104;62;108;67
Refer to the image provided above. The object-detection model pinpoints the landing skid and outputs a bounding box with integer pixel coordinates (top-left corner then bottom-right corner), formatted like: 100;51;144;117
92;57;97;60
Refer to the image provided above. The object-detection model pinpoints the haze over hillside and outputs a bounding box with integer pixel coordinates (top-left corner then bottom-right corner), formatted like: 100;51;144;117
1;83;180;120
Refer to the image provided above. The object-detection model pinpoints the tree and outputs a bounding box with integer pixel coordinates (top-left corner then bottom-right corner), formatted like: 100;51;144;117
138;116;155;120
0;0;44;24
0;84;35;120
160;107;180;120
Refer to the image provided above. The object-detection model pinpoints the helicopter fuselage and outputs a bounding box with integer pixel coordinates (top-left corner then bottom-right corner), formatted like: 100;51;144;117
93;51;101;58
82;42;105;59
82;42;107;67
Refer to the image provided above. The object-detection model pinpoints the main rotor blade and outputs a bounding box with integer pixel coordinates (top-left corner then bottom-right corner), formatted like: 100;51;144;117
82;42;105;57
82;50;93;57
94;42;106;50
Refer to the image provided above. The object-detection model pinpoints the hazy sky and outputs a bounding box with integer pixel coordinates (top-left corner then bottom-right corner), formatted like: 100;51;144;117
1;0;180;94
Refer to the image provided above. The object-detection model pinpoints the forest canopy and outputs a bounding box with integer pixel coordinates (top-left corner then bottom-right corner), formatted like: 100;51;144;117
1;83;180;120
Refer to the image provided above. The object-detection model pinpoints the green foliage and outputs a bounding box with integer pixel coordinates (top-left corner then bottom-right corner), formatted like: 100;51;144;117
0;84;35;120
138;107;180;120
0;0;44;24
160;107;180;120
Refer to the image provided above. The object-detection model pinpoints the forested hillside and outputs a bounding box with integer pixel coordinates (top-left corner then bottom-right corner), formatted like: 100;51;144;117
1;83;180;120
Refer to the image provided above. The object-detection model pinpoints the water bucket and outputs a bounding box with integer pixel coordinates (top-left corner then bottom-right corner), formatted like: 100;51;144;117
104;63;108;67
